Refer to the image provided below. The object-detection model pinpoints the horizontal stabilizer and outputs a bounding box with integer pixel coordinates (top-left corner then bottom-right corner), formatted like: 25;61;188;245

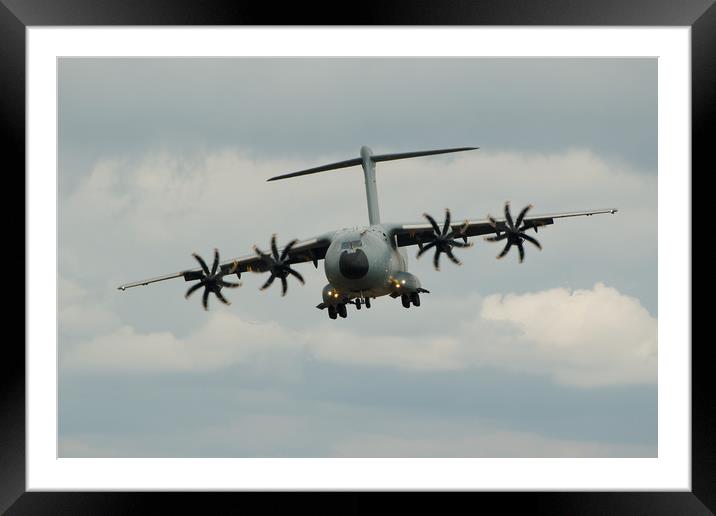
372;147;478;163
267;146;478;182
267;157;363;181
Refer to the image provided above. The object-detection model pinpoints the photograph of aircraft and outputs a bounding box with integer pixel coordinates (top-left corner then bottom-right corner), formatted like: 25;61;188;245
118;145;618;319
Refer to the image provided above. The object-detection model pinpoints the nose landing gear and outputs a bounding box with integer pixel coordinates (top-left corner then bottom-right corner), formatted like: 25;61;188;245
315;295;379;319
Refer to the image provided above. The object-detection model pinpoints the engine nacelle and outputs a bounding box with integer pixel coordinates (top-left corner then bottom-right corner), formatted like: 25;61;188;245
321;283;345;306
388;271;422;295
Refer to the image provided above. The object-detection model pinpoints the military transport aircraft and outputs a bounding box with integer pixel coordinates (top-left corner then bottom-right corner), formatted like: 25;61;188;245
118;146;617;319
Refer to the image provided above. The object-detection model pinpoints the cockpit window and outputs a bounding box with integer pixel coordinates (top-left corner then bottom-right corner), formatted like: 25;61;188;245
341;240;362;250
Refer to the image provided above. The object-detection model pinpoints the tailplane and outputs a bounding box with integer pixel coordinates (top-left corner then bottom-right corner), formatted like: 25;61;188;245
267;146;478;225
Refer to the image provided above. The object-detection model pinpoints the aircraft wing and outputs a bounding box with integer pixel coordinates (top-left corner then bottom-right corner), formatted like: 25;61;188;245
117;232;334;291
390;208;618;248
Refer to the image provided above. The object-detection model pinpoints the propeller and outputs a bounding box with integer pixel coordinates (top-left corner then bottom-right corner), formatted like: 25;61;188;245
484;202;542;263
253;234;305;296
185;249;241;310
416;208;472;270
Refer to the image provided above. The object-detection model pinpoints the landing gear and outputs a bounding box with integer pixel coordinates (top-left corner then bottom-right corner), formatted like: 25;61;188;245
410;292;421;307
399;292;421;308
355;298;362;310
365;297;371;309
328;306;337;319
337;303;347;318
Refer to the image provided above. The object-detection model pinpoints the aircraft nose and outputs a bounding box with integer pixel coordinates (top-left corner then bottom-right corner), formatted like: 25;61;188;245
339;249;369;279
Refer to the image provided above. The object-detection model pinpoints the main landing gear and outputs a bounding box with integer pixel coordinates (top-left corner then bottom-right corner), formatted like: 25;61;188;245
401;292;421;308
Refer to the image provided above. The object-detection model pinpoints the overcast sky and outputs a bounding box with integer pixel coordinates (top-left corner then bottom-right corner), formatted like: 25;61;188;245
58;58;657;458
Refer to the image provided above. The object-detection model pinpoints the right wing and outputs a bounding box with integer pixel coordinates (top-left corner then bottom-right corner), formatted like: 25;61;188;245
117;232;334;291
389;208;619;248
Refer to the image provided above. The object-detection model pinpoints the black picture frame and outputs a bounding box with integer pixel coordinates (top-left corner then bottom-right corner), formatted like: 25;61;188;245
5;0;710;513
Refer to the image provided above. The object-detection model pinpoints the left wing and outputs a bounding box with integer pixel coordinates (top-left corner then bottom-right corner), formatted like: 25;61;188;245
389;208;618;248
117;232;334;291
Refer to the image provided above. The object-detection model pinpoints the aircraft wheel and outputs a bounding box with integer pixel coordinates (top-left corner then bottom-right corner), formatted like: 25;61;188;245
365;298;371;309
355;298;362;310
328;306;337;319
410;292;421;307
338;303;348;318
401;294;411;308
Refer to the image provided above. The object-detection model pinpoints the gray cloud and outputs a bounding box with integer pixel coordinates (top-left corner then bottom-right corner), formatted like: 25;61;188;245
58;57;656;192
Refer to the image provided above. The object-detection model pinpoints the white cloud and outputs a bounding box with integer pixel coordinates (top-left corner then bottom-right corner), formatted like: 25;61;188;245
62;311;301;376
62;282;656;388
475;282;657;387
59;276;120;337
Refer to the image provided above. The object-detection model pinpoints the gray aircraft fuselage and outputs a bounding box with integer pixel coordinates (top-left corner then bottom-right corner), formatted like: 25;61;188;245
321;224;417;305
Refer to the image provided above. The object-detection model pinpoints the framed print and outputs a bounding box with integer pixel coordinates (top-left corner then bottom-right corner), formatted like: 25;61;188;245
6;0;712;513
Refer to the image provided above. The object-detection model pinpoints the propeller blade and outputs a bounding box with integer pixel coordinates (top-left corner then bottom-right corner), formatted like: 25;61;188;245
280;238;299;261
214;289;231;305
185;281;204;299
254;246;269;261
451;219;470;242
487;215;498;229
270;234;279;260
193;253;210;275
219;279;241;288
423;212;442;235
416;240;437;257
446;248;462;265
449;240;472;248
520;233;542;249
504;202;514;230
211;248;220;275
433;249;442;270
202;288;210;310
287;267;305;284
260;274;276;290
497;241;512;259
281;277;288;296
442;209;452;236
515;204;533;228
517;242;525;263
